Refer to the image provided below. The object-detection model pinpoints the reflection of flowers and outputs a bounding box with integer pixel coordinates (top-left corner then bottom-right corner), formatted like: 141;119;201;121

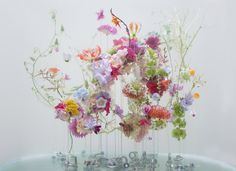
98;25;117;36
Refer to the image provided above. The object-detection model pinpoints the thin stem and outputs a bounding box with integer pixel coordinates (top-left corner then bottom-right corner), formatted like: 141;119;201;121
68;129;73;154
110;8;131;46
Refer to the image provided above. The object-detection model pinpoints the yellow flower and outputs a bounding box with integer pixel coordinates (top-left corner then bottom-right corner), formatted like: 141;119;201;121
193;93;200;99
189;69;196;76
64;99;79;116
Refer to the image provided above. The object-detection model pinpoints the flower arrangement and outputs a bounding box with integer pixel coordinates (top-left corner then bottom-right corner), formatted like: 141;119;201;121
24;9;204;143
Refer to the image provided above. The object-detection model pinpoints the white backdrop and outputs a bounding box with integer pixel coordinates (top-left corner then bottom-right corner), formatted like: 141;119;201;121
0;0;236;166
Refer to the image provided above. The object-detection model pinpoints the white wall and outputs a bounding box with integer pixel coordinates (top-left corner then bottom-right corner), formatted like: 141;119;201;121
0;0;236;166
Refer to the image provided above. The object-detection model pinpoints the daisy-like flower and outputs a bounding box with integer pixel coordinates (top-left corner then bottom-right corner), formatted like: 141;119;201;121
122;81;146;99
64;99;80;116
98;25;117;36
69;118;89;138
78;46;101;61
147;105;171;120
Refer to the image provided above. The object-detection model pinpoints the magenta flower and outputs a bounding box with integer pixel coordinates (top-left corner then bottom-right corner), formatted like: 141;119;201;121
145;35;160;50
96;9;104;20
98;25;117;36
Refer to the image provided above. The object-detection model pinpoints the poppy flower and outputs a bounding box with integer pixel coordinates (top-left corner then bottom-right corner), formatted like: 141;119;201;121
48;67;60;75
78;46;101;61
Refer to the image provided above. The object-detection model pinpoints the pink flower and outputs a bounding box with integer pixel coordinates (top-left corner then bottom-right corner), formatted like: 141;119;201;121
55;103;65;110
113;37;128;46
145;35;160;50
96;9;104;20
98;25;117;36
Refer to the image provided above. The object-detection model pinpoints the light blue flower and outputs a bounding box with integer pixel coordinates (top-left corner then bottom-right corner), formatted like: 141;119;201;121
74;88;89;101
181;93;193;111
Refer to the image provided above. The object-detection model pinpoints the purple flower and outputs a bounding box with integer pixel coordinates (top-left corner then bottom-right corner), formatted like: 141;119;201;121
151;93;160;101
55;110;70;121
74;88;89;101
129;39;145;56
96;9;104;20
169;84;183;97
142;104;151;115
181;93;194;111
145;36;160;50
114;105;124;118
92;58;112;85
126;48;136;61
85;117;97;129
98;25;117;36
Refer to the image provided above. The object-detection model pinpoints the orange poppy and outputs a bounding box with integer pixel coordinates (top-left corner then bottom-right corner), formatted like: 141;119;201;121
78;46;101;61
48;67;60;75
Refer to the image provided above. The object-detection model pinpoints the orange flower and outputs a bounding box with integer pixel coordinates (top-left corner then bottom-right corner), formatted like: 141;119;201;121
112;16;120;27
148;105;171;120
78;46;101;61
48;67;60;75
193;92;200;99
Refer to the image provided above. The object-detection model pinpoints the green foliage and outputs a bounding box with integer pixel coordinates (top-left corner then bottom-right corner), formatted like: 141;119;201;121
173;102;185;118
172;128;186;141
156;69;168;77
173;118;186;128
153;119;166;129
181;72;190;81
108;48;117;55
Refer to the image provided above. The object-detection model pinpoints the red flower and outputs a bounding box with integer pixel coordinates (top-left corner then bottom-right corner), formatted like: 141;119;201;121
139;118;151;126
146;79;170;96
55;103;65;110
111;66;121;79
148;105;171;120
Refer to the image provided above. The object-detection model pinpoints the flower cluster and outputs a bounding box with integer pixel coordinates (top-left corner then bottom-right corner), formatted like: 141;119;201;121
25;9;204;142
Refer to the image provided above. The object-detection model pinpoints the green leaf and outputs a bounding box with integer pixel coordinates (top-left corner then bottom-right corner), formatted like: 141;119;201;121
145;69;156;77
172;128;186;141
156;69;168;77
173;102;185;118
